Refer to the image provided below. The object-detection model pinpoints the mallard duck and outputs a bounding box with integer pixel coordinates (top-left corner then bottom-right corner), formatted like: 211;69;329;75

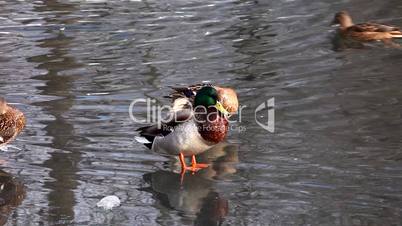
137;86;238;175
0;98;25;147
332;11;402;44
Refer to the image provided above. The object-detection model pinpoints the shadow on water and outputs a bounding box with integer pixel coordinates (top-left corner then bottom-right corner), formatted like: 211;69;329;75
142;143;238;226
26;0;82;223
0;169;25;226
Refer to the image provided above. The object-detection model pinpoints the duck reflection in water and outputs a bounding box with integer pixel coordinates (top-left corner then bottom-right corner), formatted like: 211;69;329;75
0;169;25;225
332;32;365;51
142;143;238;226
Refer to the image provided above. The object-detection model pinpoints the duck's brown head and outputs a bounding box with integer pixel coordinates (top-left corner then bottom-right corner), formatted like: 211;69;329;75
0;98;7;115
332;11;353;28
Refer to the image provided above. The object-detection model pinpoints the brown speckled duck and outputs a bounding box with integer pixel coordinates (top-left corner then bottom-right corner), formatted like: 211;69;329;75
0;98;26;147
332;11;402;45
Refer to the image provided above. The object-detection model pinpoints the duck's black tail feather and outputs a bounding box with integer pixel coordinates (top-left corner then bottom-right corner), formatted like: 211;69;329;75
163;83;212;100
135;125;158;149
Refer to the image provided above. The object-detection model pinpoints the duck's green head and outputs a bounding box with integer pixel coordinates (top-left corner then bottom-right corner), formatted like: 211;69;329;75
194;87;229;116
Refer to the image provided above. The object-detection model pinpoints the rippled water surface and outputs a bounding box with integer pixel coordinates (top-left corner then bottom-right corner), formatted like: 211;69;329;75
1;0;402;225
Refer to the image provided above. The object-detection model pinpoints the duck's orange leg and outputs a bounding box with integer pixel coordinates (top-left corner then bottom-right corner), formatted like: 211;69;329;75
179;153;203;183
191;155;209;169
179;153;203;172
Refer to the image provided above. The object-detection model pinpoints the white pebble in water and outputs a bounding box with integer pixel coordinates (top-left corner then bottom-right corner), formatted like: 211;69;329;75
96;195;121;210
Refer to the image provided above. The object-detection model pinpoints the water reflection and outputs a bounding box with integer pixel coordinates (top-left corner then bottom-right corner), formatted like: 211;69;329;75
331;32;365;51
27;0;82;223
0;169;25;226
143;143;238;225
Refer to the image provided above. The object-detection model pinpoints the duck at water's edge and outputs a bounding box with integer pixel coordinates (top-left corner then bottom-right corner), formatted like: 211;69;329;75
136;85;239;179
0;98;25;148
332;11;402;47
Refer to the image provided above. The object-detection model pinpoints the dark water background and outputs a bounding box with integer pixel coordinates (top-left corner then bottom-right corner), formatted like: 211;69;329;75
0;0;402;225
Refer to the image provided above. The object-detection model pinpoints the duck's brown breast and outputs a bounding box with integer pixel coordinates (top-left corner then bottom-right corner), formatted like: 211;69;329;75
196;108;228;144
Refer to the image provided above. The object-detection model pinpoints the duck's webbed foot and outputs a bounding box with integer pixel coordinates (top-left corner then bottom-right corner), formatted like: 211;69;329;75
191;155;209;169
179;153;203;172
178;153;210;184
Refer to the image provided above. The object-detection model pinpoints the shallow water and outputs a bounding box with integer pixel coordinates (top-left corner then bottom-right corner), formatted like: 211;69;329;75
1;0;402;225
